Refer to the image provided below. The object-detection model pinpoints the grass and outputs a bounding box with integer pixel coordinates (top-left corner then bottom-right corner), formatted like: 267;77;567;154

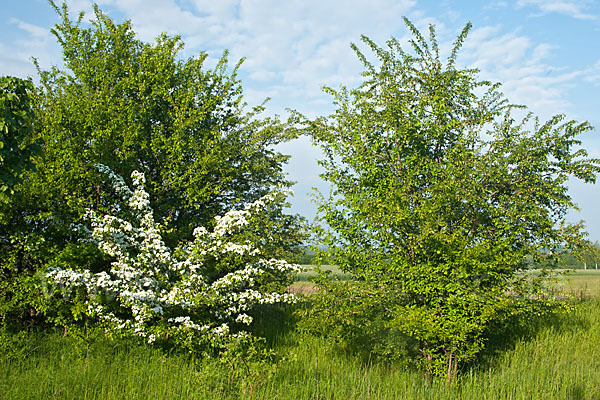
291;267;600;298
255;301;600;399
290;264;351;293
552;269;600;297
292;264;352;281
2;298;600;399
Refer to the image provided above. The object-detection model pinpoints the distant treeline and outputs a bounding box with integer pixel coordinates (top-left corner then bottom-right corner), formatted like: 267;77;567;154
540;248;600;269
298;246;600;269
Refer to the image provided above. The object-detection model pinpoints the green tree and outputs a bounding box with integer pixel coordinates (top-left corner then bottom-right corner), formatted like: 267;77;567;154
35;0;300;243
308;19;599;379
1;1;304;328
0;77;49;332
0;76;40;203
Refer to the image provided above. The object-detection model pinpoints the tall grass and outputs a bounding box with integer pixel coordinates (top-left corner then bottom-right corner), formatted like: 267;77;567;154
2;299;599;399
251;299;600;399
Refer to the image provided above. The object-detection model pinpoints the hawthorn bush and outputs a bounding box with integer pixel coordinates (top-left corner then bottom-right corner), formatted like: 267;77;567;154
45;165;301;354
0;1;305;332
307;18;599;379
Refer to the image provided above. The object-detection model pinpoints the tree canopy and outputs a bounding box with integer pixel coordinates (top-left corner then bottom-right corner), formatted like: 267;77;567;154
308;18;600;379
33;1;299;241
0;76;40;204
0;1;304;329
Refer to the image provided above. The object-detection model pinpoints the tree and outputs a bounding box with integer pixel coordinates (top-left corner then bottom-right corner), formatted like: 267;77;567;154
0;1;304;328
38;0;301;242
308;19;600;379
0;77;40;204
0;77;45;330
572;241;600;269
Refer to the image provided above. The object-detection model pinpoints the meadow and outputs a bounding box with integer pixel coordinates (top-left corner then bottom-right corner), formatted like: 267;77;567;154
292;266;600;296
3;6;599;399
2;270;600;399
552;269;600;297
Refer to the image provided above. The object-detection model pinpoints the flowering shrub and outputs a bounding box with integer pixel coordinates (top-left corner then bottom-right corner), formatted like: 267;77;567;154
46;165;301;353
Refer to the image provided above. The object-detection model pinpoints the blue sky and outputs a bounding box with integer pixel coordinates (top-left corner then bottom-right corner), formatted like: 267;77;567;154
2;0;599;241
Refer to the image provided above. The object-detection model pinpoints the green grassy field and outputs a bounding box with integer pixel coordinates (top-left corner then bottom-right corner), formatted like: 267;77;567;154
2;297;600;399
551;269;600;298
290;265;349;293
292;266;600;298
292;264;350;281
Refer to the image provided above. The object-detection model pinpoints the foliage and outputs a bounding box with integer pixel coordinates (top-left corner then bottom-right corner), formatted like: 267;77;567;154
297;275;417;364
0;1;304;329
33;1;299;240
0;72;50;330
0;76;40;203
7;0;302;266
570;240;600;269
45;166;301;353
307;18;600;379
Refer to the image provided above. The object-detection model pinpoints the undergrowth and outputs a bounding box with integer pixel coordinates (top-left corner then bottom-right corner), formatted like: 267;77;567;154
1;299;599;399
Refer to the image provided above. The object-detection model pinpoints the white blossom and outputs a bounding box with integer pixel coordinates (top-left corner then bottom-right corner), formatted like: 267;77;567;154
45;165;300;350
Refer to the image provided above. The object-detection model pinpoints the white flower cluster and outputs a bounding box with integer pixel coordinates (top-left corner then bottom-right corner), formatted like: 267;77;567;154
46;166;300;348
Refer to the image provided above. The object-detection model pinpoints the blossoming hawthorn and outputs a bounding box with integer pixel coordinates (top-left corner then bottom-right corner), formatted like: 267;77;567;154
46;165;301;352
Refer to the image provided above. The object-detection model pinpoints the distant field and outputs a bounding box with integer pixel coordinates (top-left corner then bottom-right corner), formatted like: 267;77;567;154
550;269;600;298
292;267;600;298
290;265;350;293
293;265;351;281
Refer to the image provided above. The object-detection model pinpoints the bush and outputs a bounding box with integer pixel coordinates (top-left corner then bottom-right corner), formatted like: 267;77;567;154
45;166;301;355
307;18;598;379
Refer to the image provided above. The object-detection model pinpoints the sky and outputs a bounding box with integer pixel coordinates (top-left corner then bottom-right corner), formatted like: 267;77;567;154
1;0;599;241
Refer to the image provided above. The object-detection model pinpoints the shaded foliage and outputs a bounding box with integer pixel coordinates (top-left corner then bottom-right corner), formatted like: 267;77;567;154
0;76;40;203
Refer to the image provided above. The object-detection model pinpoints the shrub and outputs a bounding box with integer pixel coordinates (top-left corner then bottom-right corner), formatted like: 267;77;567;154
307;18;599;379
46;165;301;354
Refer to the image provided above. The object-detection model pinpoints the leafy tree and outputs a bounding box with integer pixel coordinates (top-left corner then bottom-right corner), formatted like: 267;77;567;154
0;76;40;203
36;0;301;242
571;241;600;269
0;76;45;331
1;1;304;328
308;19;600;379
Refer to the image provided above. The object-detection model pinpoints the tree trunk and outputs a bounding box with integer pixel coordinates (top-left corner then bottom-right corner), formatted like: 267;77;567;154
446;352;458;382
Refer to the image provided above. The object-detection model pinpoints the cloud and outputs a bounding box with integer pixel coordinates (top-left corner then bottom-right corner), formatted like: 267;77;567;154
485;1;510;9
456;24;593;120
63;0;97;16
0;18;60;79
92;0;205;41
9;18;48;39
67;0;418;116
582;59;600;85
516;0;598;20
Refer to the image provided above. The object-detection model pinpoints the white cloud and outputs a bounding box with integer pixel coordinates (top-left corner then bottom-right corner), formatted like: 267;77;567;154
94;0;205;41
63;0;97;16
456;24;593;120
9;18;48;39
485;1;510;9
192;0;239;17
582;59;600;85
21;0;423;118
0;18;60;79
516;0;598;20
